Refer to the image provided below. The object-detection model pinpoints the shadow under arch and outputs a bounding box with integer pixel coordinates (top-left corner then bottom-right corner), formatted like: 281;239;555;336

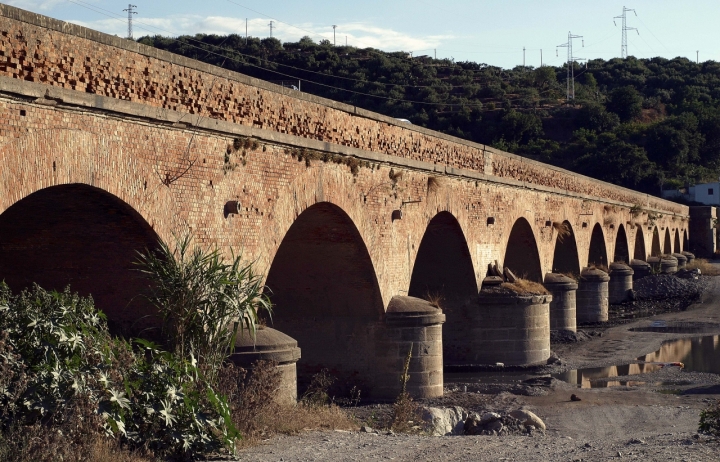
0;184;160;336
503;217;542;282
674;229;681;253
664;228;672;254
551;220;580;277
633;227;647;260
408;211;477;366
651;227;662;256
408;211;477;305
264;202;384;394
613;224;630;263
588;224;608;268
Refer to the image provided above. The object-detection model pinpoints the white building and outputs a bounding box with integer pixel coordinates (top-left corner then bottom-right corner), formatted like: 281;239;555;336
662;181;720;205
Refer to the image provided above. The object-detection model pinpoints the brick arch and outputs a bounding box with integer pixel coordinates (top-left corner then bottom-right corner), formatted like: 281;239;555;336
503;217;542;282
613;224;630;263
0;183;161;336
551;220;581;277
588;223;608;268
265;200;384;393
651;227;662;256
663;228;672;254
0;129;182;243
634;226;647;260
408;210;477;302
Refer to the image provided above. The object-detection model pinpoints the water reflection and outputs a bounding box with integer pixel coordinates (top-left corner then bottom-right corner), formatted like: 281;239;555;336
555;335;720;388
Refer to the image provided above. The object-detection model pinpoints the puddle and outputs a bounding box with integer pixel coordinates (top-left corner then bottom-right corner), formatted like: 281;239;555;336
629;320;720;334
555;335;720;388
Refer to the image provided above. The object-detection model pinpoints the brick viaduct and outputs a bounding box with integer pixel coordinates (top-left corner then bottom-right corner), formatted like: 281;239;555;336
0;5;694;399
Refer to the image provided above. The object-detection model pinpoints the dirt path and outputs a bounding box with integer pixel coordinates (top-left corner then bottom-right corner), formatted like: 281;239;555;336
238;278;720;461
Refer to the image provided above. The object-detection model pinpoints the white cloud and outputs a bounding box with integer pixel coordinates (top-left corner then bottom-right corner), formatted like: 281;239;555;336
68;14;452;52
5;0;68;11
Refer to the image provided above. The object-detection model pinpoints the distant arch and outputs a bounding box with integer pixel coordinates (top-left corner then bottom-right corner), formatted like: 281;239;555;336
663;228;672;254
613;224;630;263
651;227;662;256
503;217;542;282
410;212;478;367
551;220;581;277
674;229;681;253
588;224;608;268
265;202;384;394
409;211;477;305
633;227;646;260
0;184;160;336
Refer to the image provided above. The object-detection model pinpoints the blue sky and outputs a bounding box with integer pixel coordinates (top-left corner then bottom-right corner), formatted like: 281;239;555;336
6;0;718;68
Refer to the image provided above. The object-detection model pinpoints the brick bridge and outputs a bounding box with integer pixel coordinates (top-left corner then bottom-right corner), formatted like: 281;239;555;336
0;5;693;399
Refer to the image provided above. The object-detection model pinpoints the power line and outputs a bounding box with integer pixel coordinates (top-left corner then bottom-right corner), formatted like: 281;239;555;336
614;6;638;59
557;31;584;101
122;4;137;40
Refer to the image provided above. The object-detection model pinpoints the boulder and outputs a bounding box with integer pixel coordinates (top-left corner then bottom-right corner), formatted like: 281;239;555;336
509;409;546;430
421;406;468;436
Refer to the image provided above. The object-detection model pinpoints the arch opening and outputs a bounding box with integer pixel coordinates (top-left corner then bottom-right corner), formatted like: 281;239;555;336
588;224;608;268
684;229;689;251
613;224;630;263
663;228;672;255
633;227;646;260
651;227;662;256
674;229;681;253
551;220;581;277
0;184;160;336
409;212;477;366
265;202;384;394
408;211;477;305
503;218;542;282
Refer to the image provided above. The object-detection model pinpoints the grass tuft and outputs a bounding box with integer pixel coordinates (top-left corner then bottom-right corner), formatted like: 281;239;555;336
687;258;720;276
500;278;549;295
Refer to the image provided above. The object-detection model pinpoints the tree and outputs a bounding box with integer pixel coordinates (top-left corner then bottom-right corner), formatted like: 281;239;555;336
606;86;643;122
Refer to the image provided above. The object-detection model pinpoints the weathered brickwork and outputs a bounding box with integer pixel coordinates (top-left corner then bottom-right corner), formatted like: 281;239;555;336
0;5;692;394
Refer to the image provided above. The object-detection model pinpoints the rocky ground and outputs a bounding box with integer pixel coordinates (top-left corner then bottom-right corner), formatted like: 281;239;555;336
238;273;720;461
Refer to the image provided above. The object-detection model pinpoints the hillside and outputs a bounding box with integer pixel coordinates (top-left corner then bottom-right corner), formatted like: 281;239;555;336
139;34;720;197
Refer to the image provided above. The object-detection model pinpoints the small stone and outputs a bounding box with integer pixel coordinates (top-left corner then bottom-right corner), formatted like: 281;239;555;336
360;426;374;433
571;394;582;401
480;412;501;424
509;409;546;431
628;438;645;444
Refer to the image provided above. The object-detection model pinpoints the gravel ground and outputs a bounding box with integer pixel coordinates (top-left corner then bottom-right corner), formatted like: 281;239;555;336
235;275;720;461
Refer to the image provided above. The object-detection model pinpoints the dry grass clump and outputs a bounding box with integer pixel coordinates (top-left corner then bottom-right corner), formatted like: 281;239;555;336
218;362;356;450
390;345;422;434
427;176;442;194
687;258;720;276
423;292;443;310
500;278;549;295
552;221;571;243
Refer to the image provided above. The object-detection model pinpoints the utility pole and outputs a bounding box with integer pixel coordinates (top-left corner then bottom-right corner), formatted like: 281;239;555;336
557;31;584;101
332;25;337;46
697;50;699;64
540;49;543;67
268;20;274;38
523;47;526;69
434;49;436;60
614;6;638;59
245;18;248;44
123;4;137;40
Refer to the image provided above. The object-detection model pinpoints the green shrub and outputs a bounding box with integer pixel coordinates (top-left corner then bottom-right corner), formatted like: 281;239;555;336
0;283;239;459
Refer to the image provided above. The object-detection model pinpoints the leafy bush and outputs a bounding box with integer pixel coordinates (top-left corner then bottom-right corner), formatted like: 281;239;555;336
135;234;271;382
0;283;239;459
699;401;720;436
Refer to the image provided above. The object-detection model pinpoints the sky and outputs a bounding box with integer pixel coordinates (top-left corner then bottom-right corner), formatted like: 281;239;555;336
5;0;719;69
